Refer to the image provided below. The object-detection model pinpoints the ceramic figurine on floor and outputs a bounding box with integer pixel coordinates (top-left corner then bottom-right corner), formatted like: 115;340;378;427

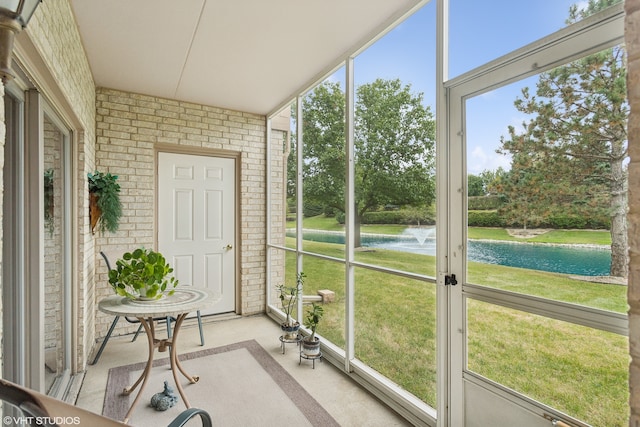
150;380;178;411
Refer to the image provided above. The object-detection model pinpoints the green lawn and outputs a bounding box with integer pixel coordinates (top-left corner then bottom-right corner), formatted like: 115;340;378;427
468;227;611;245
281;232;628;426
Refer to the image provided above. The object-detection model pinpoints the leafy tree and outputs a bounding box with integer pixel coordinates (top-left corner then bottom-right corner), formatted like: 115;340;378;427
496;0;627;276
300;81;346;219
468;174;485;196
299;78;436;246
491;151;561;229
480;167;507;196
469;168;507;197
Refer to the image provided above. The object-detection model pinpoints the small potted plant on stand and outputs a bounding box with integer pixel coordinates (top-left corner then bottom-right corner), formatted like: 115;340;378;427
301;302;324;358
108;247;179;301
277;272;304;346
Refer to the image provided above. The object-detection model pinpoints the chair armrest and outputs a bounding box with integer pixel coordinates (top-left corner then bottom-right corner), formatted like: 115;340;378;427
167;408;212;427
0;379;128;427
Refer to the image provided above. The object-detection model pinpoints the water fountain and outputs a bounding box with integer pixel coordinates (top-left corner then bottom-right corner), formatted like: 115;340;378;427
405;227;435;245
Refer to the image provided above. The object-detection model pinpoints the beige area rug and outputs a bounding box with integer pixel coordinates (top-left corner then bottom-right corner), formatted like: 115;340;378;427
103;340;339;427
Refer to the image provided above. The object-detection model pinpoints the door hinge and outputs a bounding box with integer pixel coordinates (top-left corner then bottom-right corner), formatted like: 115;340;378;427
445;274;457;286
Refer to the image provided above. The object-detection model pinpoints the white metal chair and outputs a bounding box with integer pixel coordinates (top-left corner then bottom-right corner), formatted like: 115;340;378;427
0;378;212;427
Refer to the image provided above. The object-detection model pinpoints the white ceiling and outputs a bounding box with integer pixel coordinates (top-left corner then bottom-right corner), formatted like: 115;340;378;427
69;0;424;116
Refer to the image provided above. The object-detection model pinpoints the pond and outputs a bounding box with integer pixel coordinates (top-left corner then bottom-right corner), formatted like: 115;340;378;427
292;229;611;276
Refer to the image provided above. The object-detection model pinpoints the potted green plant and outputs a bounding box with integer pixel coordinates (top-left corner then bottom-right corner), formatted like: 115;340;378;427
88;170;122;234
277;272;304;339
302;302;324;356
108;248;179;301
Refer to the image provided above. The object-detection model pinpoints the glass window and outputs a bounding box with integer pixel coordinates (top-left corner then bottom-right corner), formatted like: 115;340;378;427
355;268;437;407
353;3;437;277
43;111;71;394
300;69;346;257
299;258;345;351
465;44;628;314
467;299;629;426
449;0;620;78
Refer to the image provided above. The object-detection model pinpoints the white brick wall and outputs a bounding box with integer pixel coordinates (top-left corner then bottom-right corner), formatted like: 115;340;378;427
267;127;288;306
93;88;268;337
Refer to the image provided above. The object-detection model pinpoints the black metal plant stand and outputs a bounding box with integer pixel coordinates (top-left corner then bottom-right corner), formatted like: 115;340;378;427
299;349;322;369
279;334;302;354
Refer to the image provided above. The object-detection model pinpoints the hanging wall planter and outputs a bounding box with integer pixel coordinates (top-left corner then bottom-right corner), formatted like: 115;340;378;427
89;191;100;232
44;168;55;236
88;170;122;234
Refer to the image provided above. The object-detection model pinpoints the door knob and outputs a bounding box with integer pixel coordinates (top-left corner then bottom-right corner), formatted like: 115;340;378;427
224;244;233;250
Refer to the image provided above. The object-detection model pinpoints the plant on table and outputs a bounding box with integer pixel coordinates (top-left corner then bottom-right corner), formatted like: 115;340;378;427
108;248;179;300
277;272;304;339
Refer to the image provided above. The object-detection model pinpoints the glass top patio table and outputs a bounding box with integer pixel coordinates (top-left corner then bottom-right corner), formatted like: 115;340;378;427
98;287;218;318
98;287;220;423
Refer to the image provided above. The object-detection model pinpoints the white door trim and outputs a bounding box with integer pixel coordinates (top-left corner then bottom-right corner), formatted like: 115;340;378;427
155;146;241;314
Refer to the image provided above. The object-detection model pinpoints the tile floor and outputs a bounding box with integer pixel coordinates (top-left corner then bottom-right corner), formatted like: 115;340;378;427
76;314;412;426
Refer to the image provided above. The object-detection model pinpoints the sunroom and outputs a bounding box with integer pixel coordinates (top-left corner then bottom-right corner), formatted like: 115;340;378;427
1;0;638;426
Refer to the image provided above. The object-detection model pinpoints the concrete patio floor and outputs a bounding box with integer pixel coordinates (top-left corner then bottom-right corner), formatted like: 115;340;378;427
76;314;412;426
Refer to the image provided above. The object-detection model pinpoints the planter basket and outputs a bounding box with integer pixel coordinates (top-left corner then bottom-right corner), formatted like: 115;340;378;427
89;192;101;234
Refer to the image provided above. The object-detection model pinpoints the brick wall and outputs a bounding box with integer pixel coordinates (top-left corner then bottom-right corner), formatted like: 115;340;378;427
93;88;267;337
628;0;640;425
267;126;288;307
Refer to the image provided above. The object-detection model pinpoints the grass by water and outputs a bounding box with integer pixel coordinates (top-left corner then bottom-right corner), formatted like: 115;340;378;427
298;215;612;246
281;220;627;426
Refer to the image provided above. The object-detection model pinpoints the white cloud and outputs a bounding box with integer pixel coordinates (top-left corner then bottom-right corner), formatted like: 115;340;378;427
467;145;511;175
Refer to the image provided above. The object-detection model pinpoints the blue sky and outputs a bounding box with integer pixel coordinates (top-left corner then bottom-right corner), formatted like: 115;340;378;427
333;0;592;175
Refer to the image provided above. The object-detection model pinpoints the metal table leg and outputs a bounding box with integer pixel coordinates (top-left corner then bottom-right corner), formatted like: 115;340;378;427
123;317;155;424
170;313;200;408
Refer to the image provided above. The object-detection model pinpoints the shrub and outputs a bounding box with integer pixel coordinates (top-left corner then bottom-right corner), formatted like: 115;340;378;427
468;210;505;227
544;214;587;229
336;207;436;225
363;210;406;224
468;195;504;210
303;203;324;218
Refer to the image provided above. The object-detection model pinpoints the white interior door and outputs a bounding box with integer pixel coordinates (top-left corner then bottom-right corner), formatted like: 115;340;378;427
158;152;236;315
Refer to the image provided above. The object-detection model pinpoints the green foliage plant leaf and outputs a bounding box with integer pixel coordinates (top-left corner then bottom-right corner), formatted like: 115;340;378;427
276;272;304;325
88;170;123;234
44;168;55;236
304;302;324;341
108;247;179;300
